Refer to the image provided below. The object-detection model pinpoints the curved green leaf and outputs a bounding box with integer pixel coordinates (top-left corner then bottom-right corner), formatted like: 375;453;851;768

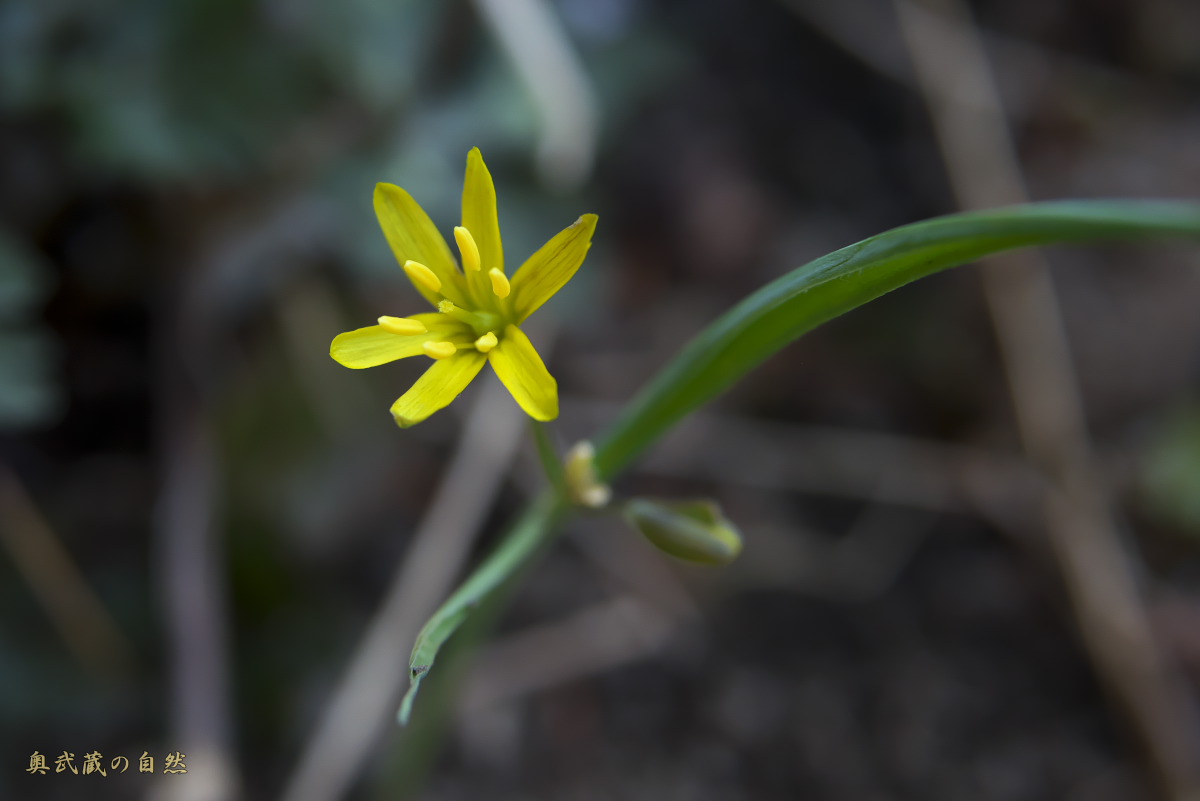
594;200;1200;477
399;492;563;724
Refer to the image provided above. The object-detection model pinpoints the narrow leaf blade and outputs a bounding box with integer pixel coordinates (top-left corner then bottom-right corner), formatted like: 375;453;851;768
594;200;1200;477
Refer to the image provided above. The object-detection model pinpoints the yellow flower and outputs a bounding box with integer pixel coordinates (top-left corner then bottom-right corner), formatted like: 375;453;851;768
331;148;598;427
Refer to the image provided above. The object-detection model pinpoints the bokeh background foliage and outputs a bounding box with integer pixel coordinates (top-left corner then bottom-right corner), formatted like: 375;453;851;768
3;0;1200;800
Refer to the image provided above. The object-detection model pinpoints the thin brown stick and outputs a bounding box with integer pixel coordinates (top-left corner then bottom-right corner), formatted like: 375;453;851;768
0;464;134;676
155;400;240;801
894;0;1200;796
561;399;1046;526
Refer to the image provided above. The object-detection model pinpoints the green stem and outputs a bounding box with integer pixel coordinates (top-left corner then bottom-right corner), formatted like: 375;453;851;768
530;420;567;497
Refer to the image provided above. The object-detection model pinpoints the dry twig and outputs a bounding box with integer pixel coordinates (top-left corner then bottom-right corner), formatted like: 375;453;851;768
0;465;134;676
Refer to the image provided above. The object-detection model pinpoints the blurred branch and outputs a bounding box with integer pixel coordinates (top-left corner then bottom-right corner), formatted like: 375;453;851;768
0;464;134;676
459;594;676;715
894;0;1200;797
472;0;599;191
154;374;237;801
645;415;1038;514
745;487;936;603
150;193;328;801
564;399;1044;517
280;348;543;801
568;516;700;621
782;0;1137;119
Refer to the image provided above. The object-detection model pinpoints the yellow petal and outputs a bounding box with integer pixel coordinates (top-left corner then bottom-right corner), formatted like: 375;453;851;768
390;351;487;428
461;148;503;275
509;214;597;322
374;183;467;307
487;324;558;421
330;325;429;369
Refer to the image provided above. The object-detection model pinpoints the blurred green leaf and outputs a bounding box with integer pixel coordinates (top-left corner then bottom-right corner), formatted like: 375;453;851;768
302;0;438;111
0;229;61;429
0;229;53;318
0;330;63;428
1141;402;1200;534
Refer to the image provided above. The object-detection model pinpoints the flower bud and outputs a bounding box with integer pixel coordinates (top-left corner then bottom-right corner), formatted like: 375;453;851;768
564;441;611;508
624;498;743;565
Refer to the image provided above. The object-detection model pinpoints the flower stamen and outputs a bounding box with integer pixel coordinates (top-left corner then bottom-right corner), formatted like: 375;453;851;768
403;260;442;293
378;316;428;336
474;331;498;353
454;226;481;272
488;268;511;299
422;340;458;360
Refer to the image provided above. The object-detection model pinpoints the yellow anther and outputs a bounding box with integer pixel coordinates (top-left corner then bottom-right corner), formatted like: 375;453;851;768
378;316;427;336
403;260;441;293
488;268;511;299
474;331;498;353
454;226;481;272
422;340;457;360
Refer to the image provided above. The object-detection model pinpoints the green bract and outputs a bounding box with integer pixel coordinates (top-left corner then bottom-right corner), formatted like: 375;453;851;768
624;498;743;565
